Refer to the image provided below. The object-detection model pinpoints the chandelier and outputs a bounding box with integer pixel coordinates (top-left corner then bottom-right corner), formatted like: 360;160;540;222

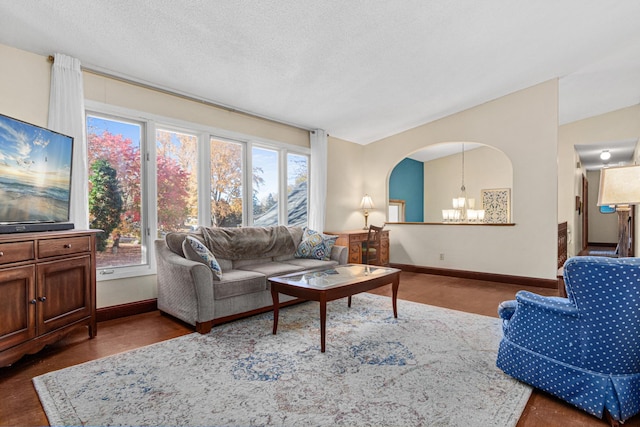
442;143;485;223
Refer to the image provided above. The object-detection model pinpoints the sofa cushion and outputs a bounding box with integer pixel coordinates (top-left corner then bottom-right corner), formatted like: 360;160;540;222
237;262;305;278
233;257;272;269
200;225;296;260
213;270;267;300
182;236;223;280
295;228;337;261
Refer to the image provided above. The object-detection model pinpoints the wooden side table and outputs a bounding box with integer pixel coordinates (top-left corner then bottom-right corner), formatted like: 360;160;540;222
324;229;390;266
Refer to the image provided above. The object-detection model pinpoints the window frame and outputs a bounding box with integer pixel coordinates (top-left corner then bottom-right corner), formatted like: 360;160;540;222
85;101;310;281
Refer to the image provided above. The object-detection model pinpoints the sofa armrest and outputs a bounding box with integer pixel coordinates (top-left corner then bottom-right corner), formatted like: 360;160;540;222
331;245;348;265
155;240;215;325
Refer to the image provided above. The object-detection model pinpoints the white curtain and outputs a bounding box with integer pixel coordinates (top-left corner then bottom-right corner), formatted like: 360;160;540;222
308;129;328;231
48;53;89;229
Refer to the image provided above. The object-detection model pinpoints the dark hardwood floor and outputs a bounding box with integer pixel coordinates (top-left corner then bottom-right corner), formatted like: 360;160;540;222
1;270;637;426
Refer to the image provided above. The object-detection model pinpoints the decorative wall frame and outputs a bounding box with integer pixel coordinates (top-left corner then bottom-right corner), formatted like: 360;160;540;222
481;188;511;223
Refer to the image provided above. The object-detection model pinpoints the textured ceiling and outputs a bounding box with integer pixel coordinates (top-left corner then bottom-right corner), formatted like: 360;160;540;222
0;1;639;145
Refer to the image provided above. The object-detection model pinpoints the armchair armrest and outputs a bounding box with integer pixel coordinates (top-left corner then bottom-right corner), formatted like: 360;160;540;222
516;291;579;318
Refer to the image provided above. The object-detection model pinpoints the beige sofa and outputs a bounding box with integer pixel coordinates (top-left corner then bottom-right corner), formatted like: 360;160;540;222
155;225;348;333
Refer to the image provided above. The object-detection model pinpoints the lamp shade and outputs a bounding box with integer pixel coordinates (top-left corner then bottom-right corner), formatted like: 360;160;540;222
360;194;375;210
597;165;640;206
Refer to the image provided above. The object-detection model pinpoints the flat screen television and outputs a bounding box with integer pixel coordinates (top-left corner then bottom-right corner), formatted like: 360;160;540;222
0;113;74;233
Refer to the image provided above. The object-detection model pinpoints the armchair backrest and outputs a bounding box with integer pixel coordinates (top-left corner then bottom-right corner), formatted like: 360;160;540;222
563;256;640;373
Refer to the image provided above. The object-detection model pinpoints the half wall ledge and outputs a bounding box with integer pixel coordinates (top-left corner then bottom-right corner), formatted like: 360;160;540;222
387;222;516;226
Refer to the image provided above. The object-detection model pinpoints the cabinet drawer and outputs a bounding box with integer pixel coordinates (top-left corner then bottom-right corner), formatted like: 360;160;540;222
0;241;35;265
38;236;91;258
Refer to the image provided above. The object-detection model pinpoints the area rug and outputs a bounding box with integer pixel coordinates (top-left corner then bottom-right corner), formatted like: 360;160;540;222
33;294;531;426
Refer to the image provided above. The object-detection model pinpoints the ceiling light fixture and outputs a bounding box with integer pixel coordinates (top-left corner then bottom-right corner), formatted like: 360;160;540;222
600;150;611;161
442;143;484;223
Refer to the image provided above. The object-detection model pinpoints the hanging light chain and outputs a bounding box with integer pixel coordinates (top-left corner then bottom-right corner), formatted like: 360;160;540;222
461;143;465;192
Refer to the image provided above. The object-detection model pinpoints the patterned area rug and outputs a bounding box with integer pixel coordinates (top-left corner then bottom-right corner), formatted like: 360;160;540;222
33;294;531;426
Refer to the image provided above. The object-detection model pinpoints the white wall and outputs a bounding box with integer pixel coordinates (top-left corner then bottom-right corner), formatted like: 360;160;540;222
422;145;512;222
338;80;559;280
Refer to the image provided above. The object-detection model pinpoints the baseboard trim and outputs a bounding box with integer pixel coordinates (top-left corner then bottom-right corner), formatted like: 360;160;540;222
96;266;556;323
390;263;557;289
586;242;617;247
97;299;158;323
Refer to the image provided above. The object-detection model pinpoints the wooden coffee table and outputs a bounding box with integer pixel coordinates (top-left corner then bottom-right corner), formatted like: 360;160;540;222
269;264;401;352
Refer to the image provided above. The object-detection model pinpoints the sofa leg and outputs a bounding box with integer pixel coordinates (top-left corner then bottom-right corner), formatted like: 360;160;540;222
196;321;213;334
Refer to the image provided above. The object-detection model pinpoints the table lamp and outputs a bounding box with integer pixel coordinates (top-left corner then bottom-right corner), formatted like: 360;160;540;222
360;194;374;229
597;164;640;257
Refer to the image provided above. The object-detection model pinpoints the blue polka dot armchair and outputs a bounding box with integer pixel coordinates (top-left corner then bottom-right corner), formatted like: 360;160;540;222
496;256;640;424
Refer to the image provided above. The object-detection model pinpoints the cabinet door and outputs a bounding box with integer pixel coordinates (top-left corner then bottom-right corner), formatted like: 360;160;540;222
0;265;36;352
37;255;91;335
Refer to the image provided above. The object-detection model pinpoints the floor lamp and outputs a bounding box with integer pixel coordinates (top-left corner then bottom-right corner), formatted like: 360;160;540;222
597;165;640;258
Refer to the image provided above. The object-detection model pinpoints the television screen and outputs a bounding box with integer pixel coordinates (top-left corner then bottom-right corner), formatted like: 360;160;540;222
0;113;73;225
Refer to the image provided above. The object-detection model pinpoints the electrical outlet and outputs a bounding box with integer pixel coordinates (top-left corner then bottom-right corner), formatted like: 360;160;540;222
439;253;445;261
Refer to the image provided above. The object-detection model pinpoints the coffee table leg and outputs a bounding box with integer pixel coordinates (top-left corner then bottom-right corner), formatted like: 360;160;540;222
392;273;400;318
320;295;327;352
271;285;279;335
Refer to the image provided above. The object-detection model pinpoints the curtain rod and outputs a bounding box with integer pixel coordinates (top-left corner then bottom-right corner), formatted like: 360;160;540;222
47;54;313;132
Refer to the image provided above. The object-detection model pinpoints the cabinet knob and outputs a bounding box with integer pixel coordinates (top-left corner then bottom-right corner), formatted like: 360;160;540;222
30;299;37;304
0;251;3;256
38;296;47;302
64;244;72;249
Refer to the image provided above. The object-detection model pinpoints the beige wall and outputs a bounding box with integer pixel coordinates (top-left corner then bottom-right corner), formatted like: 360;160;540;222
355;80;559;279
84;73;309;148
558;105;640;256
5;42;608;303
0;44;311;308
0;44;51;126
422;145;512;222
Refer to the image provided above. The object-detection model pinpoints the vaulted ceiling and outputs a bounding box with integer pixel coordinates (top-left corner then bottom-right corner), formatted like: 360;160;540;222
1;1;639;145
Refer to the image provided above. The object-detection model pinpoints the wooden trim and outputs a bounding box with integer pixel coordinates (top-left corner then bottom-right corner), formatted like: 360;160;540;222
96;299;157;323
210;299;304;328
586;242;617;247
390;263;557;289
386;222;515;226
96;264;557;325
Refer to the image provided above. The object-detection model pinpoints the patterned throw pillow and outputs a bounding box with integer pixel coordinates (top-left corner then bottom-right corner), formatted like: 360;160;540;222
183;236;223;280
322;235;338;261
295;228;337;261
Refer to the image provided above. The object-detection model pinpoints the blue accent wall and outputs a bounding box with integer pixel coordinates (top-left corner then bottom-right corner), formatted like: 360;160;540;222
389;158;424;222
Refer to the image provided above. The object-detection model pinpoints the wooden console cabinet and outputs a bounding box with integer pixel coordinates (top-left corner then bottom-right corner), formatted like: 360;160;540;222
0;230;98;367
325;229;390;266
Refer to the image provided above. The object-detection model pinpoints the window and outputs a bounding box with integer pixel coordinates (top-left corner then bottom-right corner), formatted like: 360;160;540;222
86;114;146;272
210;138;244;227
156;128;198;236
252;147;279;226
287;153;308;226
86;104;309;279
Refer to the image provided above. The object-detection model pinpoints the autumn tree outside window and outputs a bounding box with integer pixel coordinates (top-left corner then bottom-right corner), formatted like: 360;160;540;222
86;106;309;280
